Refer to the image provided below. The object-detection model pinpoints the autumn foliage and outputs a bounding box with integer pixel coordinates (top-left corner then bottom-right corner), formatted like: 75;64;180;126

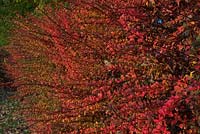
3;0;200;133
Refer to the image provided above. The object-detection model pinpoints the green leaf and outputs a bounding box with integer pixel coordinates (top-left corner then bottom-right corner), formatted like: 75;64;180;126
64;2;69;9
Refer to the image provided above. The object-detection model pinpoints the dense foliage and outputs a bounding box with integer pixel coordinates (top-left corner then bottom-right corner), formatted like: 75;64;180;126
0;0;35;46
3;0;200;133
0;0;68;46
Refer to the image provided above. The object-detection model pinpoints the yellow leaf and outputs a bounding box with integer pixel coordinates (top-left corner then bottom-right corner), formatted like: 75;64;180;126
192;61;197;65
190;21;195;25
190;71;195;78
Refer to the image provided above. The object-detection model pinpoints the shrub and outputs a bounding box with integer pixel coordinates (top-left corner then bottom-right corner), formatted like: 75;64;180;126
4;0;200;133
